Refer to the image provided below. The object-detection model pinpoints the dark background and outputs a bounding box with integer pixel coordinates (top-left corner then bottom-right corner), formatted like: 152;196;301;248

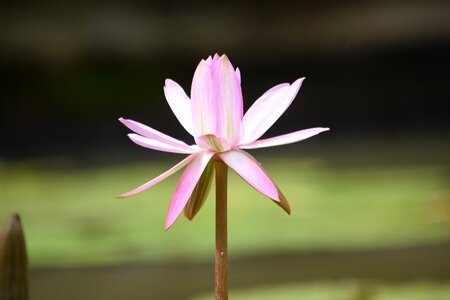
1;1;449;161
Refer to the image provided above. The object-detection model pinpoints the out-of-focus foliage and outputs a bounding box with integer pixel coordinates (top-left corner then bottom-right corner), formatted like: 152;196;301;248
194;281;450;300
0;152;448;267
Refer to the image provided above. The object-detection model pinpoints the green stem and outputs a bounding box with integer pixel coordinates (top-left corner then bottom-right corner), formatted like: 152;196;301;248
215;159;228;300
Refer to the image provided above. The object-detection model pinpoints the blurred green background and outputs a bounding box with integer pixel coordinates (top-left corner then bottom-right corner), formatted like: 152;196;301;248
0;1;449;299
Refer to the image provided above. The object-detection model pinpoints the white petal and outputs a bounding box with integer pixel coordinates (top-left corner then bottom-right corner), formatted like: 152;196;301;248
240;127;330;149
116;154;197;198
128;134;197;154
235;67;241;84
163;79;195;136
119;118;196;151
241;78;305;144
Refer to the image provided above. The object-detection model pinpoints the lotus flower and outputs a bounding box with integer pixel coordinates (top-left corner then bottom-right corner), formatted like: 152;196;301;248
118;54;329;230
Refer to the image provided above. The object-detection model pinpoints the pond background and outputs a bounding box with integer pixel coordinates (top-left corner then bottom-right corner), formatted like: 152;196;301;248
0;1;449;299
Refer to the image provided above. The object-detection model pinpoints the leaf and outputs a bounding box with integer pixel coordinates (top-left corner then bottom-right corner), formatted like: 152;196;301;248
0;214;29;300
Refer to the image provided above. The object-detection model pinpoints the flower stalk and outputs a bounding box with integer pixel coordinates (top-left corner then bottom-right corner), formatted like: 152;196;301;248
215;158;228;300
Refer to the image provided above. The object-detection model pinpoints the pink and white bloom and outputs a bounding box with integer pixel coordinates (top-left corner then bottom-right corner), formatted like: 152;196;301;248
118;54;329;230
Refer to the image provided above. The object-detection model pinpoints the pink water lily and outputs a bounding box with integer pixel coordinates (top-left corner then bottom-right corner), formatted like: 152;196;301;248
118;54;329;230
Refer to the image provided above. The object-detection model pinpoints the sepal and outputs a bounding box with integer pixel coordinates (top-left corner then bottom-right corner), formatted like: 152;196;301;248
184;160;214;220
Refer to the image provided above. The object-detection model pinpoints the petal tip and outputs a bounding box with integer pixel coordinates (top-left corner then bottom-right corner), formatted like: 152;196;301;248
164;78;171;86
292;77;305;88
115;192;128;199
276;188;291;215
118;117;132;128
164;219;174;231
318;127;331;134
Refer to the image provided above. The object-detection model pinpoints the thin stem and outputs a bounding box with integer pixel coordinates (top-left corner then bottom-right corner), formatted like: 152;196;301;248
215;159;228;300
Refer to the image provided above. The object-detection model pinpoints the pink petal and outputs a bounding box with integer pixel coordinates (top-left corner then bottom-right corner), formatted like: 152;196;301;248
219;149;279;201
116;154;197;198
212;55;243;145
128;134;197;154
241;78;305;144
165;151;215;229
119;118;196;151
240;127;330;149
163;79;195;136
191;55;243;146
191;59;217;139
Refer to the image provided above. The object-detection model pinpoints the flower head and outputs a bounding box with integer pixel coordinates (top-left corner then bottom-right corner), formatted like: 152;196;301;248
118;54;329;230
